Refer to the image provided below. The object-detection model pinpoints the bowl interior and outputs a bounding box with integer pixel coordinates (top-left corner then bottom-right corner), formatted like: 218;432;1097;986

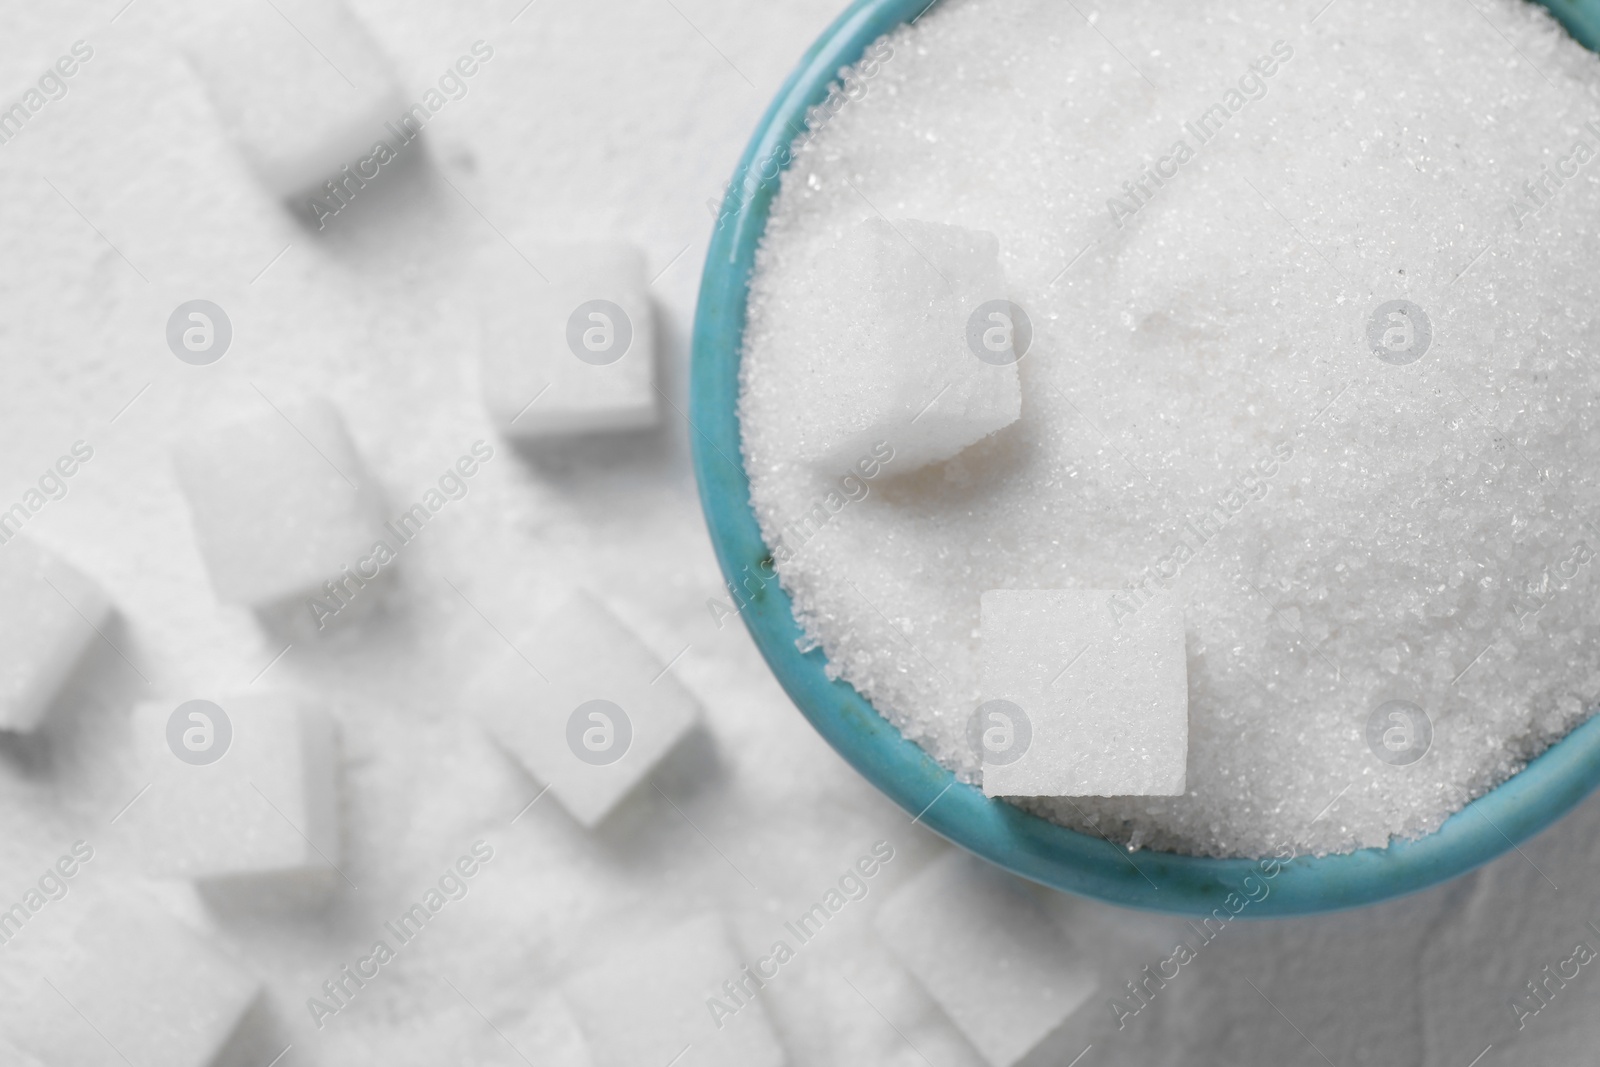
688;0;1600;917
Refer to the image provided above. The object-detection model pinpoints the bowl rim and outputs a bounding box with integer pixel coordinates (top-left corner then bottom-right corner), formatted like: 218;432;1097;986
688;0;1600;917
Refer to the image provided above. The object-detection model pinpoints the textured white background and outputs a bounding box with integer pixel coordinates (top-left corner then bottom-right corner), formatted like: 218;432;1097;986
0;1;1597;1064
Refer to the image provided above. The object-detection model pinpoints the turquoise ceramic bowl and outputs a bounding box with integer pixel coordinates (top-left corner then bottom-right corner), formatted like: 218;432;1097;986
689;0;1600;917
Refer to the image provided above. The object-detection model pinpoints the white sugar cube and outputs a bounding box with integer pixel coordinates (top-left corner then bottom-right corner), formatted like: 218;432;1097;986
186;0;407;200
875;851;1096;1067
979;590;1188;798
174;397;388;611
476;591;698;827
0;537;111;733
564;913;785;1067
480;244;658;440
794;217;1022;473
124;695;342;893
6;902;263;1067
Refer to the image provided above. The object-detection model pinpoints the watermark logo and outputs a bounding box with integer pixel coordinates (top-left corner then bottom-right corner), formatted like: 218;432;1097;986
1105;40;1294;230
566;300;632;366
1111;440;1295;626
0;439;93;546
567;699;631;765
1107;841;1297;1031
1366;300;1431;366
705;39;895;234
306;441;496;630
1365;699;1431;766
968;699;1031;766
166;699;232;765
1510;924;1600;1031
166;300;232;366
707;840;896;1031
966;300;1032;366
1508;119;1600;230
0;40;94;149
0;840;95;949
308;41;496;229
306;840;495;1029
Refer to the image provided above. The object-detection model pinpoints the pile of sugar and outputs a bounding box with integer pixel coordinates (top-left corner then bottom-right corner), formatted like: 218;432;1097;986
741;0;1600;858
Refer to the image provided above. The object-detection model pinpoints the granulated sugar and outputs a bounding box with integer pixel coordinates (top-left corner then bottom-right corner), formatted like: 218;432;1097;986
740;0;1600;857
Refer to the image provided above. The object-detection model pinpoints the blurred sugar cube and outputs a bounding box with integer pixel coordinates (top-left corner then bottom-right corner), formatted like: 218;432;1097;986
0;536;111;733
6;902;265;1067
124;695;342;895
475;590;698;827
174;396;387;612
875;851;1096;1067
564;913;785;1067
795;217;1022;473
480;244;658;440
980;589;1188;798
186;0;407;199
